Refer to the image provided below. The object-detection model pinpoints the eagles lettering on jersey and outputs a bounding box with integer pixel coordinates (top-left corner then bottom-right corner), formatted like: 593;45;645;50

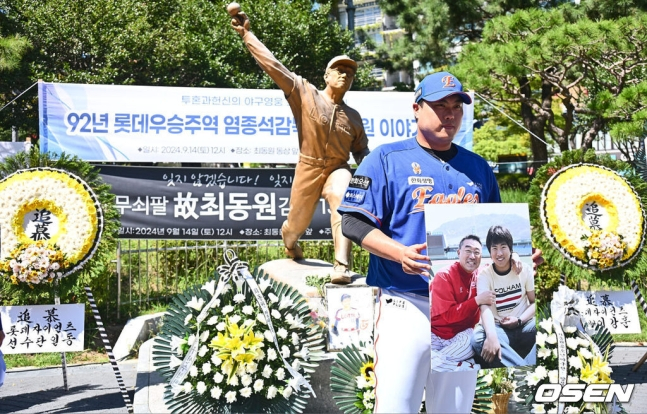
409;186;479;213
495;283;523;313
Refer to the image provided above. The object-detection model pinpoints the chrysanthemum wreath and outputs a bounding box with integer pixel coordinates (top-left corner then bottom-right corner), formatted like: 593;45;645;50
529;150;647;281
152;250;325;413
0;167;104;286
513;286;625;414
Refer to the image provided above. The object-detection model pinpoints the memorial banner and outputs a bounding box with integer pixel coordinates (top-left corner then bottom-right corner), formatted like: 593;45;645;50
98;165;333;240
39;82;474;163
574;290;641;334
0;304;85;354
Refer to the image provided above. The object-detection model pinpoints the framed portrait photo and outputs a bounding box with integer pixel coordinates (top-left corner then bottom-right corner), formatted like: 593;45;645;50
325;285;375;352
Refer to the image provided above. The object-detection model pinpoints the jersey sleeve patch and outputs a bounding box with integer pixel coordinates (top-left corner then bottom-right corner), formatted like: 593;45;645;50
348;175;372;190
343;189;366;204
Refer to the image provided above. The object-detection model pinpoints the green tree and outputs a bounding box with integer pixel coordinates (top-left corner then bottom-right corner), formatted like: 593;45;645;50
473;120;530;162
0;0;375;139
453;5;647;164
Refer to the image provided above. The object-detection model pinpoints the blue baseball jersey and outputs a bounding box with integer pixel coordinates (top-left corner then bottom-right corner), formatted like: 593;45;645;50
338;138;501;296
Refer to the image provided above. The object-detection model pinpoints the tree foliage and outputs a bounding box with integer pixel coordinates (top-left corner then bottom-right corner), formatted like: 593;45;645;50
473;120;530;162
452;5;647;163
0;0;375;139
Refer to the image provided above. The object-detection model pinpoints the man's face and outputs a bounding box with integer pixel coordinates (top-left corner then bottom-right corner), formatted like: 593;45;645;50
457;238;482;273
342;297;351;309
489;242;511;272
413;94;464;151
325;65;355;93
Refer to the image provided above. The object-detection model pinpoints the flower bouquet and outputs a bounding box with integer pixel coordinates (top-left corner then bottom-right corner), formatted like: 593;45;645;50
0;240;69;286
513;288;625;414
152;251;325;413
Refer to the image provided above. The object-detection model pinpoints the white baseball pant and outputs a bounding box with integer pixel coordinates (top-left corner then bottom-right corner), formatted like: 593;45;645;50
374;289;477;413
431;328;476;372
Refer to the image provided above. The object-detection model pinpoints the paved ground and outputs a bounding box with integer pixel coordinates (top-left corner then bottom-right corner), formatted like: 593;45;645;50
0;346;646;413
0;360;137;413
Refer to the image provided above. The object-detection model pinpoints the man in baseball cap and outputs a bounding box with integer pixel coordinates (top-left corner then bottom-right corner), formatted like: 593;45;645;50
326;55;358;72
414;71;472;105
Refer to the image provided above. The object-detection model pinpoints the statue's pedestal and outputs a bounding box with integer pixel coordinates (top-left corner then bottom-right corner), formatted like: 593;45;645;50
259;258;368;299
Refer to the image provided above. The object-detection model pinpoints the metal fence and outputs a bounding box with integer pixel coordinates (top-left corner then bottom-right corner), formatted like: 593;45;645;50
112;239;370;320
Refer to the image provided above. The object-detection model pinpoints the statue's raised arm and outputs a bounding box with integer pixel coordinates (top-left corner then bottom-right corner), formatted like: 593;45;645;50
226;2;369;285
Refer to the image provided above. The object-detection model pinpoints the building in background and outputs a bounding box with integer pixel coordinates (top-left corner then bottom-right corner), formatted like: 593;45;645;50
337;0;411;90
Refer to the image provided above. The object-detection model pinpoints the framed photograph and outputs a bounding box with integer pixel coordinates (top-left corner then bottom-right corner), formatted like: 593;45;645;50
325;285;375;352
425;203;536;371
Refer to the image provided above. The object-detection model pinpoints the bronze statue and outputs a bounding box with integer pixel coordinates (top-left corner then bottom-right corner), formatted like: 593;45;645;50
228;3;370;284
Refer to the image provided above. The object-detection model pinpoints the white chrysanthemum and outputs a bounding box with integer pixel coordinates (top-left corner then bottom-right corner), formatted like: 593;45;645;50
579;348;594;359
538;347;551;359
262;365;273;378
282;386;293;399
267;348;277;361
230;315;242;324
230;374;240;386
257;314;267;325
291;332;300;345
536;332;548;348
187;334;196;346
234;293;246;303
563;326;577;334
566;337;579;350
242;305;254;315
277;328;288;339
189;365;198;377
272;309;282;319
202;361;212;375
225;391;237;403
268;293;279;303
264;330;273;342
292;359;301;371
246;362;258;374
200;330;210;343
222;305;234;314
216;322;226;331
182;381;193;394
532;404;546;414
196;381;207;395
548;370;558;383
243;319;254;327
206;315;219;326
198;345;208;358
267;385;278;399
253;379;264;392
281;345;291;358
546;334;557;345
275;367;285;380
239;386;252;398
241;374;253;387
213;372;224;384
568;355;583;370
211;386;222;399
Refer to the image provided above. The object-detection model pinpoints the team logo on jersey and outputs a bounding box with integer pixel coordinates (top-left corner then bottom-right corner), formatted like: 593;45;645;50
412;162;422;174
409;186;480;213
344;190;365;204
349;175;371;190
408;176;434;185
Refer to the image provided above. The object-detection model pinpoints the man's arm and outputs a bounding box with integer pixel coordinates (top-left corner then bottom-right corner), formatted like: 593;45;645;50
360;228;432;277
431;273;480;324
479;305;502;363
230;11;297;95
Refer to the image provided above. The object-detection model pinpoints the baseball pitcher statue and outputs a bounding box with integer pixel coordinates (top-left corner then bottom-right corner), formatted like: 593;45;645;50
228;3;370;284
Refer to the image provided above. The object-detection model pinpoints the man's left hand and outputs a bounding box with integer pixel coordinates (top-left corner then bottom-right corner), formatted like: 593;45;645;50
510;252;522;274
531;248;544;276
499;316;518;329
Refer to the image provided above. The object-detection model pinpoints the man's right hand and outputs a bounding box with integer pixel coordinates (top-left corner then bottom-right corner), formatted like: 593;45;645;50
475;290;496;306
230;11;250;37
399;243;432;277
481;335;501;363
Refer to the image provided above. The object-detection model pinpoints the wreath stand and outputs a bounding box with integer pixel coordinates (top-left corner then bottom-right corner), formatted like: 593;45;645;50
630;280;647;371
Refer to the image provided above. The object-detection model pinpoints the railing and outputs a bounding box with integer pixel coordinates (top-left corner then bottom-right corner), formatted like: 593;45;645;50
113;239;370;320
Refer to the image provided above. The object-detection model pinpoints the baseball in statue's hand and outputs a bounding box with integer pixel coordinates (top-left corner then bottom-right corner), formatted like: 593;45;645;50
227;2;241;17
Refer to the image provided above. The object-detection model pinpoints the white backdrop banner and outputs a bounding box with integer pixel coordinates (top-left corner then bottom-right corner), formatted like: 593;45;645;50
39;82;474;163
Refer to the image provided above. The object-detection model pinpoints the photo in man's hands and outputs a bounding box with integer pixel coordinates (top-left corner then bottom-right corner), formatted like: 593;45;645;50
425;203;537;372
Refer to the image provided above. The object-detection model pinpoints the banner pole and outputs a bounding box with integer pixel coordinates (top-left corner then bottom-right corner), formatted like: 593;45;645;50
84;286;133;414
53;282;69;392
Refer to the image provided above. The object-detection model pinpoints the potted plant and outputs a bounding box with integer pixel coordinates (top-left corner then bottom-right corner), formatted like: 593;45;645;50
481;368;514;414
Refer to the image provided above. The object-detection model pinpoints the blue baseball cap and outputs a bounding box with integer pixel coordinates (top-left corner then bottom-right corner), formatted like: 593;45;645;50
414;72;472;104
341;293;351;301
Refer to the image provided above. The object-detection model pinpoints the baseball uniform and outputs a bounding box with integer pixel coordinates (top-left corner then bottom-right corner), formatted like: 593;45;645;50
339;137;500;413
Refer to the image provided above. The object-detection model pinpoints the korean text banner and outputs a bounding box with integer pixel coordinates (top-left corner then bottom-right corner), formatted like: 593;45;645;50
98;165;334;240
39;82;474;163
0;304;85;354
